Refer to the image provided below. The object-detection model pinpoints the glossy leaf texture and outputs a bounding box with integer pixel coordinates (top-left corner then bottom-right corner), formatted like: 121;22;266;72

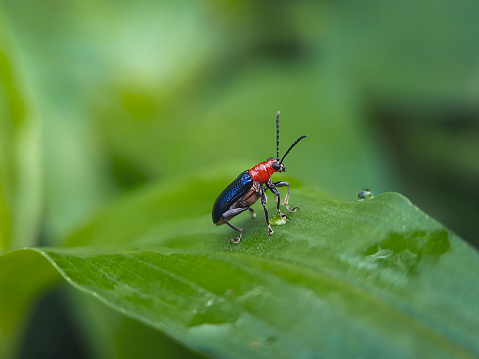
2;173;479;359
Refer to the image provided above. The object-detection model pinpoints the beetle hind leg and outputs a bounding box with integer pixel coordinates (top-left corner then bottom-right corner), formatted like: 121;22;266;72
221;207;249;243
223;217;243;243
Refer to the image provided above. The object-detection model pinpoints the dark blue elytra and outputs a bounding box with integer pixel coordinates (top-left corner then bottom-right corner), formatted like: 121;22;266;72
212;171;253;224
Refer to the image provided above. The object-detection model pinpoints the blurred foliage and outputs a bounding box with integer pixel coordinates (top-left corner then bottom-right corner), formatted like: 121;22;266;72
1;0;479;358
0;7;42;251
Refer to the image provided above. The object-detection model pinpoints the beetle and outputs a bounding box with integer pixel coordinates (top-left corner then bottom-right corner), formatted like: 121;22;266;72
212;111;307;243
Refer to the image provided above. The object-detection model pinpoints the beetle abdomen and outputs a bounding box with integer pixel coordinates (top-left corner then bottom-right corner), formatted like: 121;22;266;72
212;171;254;224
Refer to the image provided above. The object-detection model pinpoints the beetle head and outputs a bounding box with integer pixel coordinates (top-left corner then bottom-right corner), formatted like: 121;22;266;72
267;157;286;172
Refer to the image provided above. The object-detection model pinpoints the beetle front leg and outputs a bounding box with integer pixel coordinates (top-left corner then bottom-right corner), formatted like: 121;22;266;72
272;181;299;212
265;182;287;219
260;189;274;235
221;207;249;243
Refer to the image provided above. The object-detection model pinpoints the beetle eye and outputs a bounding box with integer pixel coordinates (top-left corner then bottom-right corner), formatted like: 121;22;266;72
272;162;281;171
267;157;275;161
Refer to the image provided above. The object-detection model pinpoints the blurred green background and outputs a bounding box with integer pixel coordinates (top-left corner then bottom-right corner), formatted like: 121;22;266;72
1;0;478;358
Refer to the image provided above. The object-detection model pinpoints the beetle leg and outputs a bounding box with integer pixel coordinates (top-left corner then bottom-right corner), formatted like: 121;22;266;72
271;181;299;212
248;207;256;219
260;188;274;235
265;180;276;203
221;207;249;243
265;182;287;218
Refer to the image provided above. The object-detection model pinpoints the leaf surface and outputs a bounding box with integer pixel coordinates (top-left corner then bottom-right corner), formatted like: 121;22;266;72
2;174;479;358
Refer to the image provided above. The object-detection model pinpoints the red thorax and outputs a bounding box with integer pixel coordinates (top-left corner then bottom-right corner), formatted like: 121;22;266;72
248;159;278;184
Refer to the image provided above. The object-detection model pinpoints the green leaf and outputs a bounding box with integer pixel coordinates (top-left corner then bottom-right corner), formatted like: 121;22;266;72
66;289;206;359
1;173;479;358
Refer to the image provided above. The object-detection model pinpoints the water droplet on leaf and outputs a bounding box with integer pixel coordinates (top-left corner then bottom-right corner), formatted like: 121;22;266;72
271;214;287;226
357;188;374;201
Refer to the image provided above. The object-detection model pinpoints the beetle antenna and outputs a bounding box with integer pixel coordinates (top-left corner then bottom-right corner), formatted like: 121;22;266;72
276;111;280;161
280;135;307;164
